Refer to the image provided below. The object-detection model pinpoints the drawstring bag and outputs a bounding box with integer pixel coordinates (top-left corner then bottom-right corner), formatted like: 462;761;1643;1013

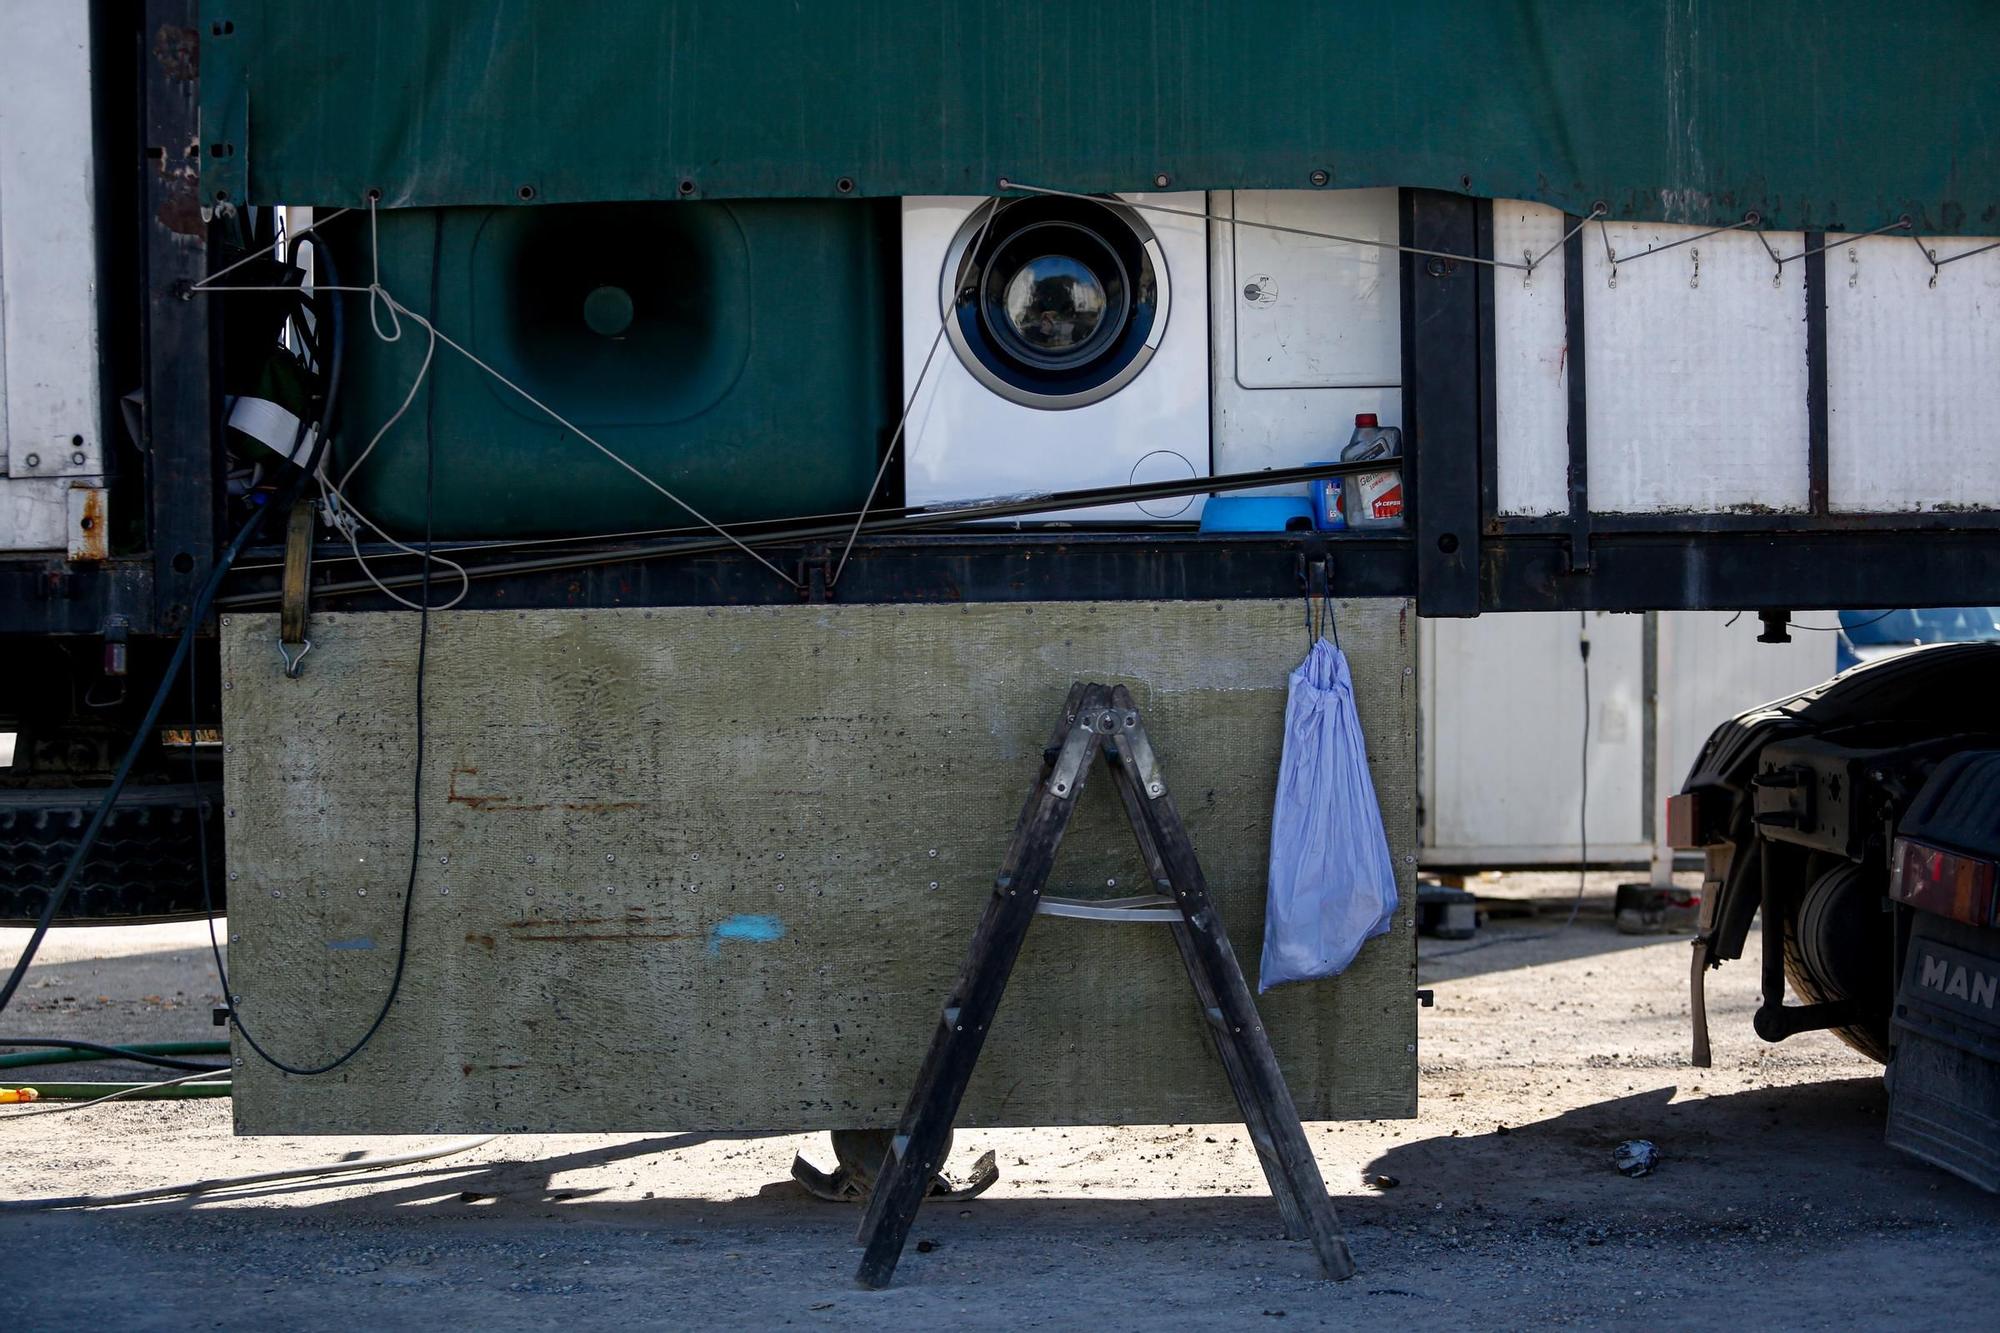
1259;635;1399;991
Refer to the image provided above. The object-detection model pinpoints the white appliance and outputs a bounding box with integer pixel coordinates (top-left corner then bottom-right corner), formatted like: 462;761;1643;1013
900;192;1210;523
1209;189;1402;493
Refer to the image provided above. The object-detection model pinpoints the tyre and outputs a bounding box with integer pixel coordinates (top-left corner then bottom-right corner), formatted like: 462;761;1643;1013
1781;860;1892;1062
0;784;224;925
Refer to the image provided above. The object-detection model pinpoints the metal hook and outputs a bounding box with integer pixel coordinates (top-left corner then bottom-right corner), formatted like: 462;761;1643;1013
279;637;313;679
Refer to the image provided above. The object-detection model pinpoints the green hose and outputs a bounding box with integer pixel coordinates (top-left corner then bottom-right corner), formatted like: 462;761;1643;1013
0;1041;229;1071
2;1080;231;1100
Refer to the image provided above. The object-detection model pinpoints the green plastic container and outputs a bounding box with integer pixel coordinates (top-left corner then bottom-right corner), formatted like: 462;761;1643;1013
325;200;897;539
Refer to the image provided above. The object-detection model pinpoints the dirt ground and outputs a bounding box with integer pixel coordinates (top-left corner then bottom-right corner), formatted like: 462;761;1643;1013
3;874;1997;1330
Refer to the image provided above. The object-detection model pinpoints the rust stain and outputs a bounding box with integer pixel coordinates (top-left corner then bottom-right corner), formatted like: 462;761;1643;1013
153;23;198;81
465;932;496;951
504;916;622;930
69;487;108;563
447;765;647;813
154;160;204;239
508;933;693;944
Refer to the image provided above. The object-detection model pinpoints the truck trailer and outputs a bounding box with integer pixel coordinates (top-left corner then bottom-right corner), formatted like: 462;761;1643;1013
3;1;2000;1203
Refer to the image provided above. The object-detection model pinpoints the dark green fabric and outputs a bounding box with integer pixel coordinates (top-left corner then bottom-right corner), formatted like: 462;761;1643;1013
204;2;1999;233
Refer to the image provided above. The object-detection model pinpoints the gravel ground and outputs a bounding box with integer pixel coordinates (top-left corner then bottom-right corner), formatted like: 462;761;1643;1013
3;874;1997;1330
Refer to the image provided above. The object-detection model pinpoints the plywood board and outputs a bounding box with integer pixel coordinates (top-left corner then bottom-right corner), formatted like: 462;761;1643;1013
1492;202;1571;517
1827;231;2000;513
1583;222;1809;513
222;600;1416;1134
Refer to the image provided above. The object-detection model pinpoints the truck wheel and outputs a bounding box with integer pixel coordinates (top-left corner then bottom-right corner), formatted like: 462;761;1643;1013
1781;861;1892;1062
0;784;224;925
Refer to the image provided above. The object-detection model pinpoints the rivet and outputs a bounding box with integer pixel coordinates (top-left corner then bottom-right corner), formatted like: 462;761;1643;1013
71;450;86;466
928;849;937;858
235;1057;245;1068
224;744;233;754
439;853;450;866
23;453;38;468
776;884;785;893
605;853;616;864
440;885;451;895
358;887;367;896
225;808;236;818
1153;173;1171;188
228;871;238;882
929;881;939;891
775;852;784;861
527;886;536;895
691;852;700;861
1309;169;1330;187
1106;878;1118;888
1403;666;1414;676
1403;853;1416;864
525;854;536;865
1406;1043;1417;1053
229;934;240;944
224;682;233;691
231;994;242;1005
270;888;281;898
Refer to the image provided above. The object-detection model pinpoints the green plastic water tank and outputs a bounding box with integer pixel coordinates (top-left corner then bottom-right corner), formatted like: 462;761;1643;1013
324;200;897;539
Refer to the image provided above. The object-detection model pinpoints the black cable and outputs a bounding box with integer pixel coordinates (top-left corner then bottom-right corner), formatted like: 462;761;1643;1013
193;225;433;1076
0;505;272;1017
0;1039;226;1074
0;245;343;1026
1793;610;1896;633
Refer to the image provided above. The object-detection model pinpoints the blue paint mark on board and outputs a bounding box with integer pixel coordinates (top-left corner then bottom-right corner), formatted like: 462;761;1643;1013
326;937;375;951
707;914;786;956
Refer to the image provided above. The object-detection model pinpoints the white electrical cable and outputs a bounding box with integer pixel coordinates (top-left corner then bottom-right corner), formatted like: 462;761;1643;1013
0;1069;225;1120
311;300;472;611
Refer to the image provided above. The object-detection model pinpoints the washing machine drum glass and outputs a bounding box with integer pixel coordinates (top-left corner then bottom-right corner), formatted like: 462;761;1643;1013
945;197;1166;409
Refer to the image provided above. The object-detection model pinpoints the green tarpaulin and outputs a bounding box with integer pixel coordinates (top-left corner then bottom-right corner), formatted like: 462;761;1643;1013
204;1;1998;233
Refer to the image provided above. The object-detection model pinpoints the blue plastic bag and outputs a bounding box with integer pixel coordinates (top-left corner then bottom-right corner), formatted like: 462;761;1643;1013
1259;636;1399;991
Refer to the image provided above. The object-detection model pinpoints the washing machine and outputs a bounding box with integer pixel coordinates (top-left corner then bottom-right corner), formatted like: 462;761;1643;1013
900;192;1210;523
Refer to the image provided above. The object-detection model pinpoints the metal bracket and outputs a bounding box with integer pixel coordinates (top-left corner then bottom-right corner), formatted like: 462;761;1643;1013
1047;714;1098;800
797;544;834;603
1120;709;1167;799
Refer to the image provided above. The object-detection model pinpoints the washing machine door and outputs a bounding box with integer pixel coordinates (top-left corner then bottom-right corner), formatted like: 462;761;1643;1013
940;196;1170;410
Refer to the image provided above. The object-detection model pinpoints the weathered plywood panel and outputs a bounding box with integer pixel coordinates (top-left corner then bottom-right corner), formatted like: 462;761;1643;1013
1827;231;2000;513
1582;222;1810;514
1493;202;1570;518
222;601;1415;1134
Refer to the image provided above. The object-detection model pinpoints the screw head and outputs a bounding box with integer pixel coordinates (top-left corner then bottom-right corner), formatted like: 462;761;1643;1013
22;453;38;468
1153;173;1170;188
71;450;86;466
1310;169;1330;187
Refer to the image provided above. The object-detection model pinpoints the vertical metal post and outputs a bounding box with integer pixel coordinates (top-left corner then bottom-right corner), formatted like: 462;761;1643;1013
1648;612;1676;888
1399;190;1485;616
141;1;219;633
1804;232;1831;517
1561;214;1592;573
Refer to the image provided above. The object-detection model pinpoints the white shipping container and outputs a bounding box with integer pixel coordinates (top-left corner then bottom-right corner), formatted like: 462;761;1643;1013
0;0;105;556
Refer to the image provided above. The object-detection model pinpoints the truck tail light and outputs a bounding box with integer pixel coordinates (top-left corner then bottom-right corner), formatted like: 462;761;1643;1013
1666;791;1709;848
1890;837;2000;927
